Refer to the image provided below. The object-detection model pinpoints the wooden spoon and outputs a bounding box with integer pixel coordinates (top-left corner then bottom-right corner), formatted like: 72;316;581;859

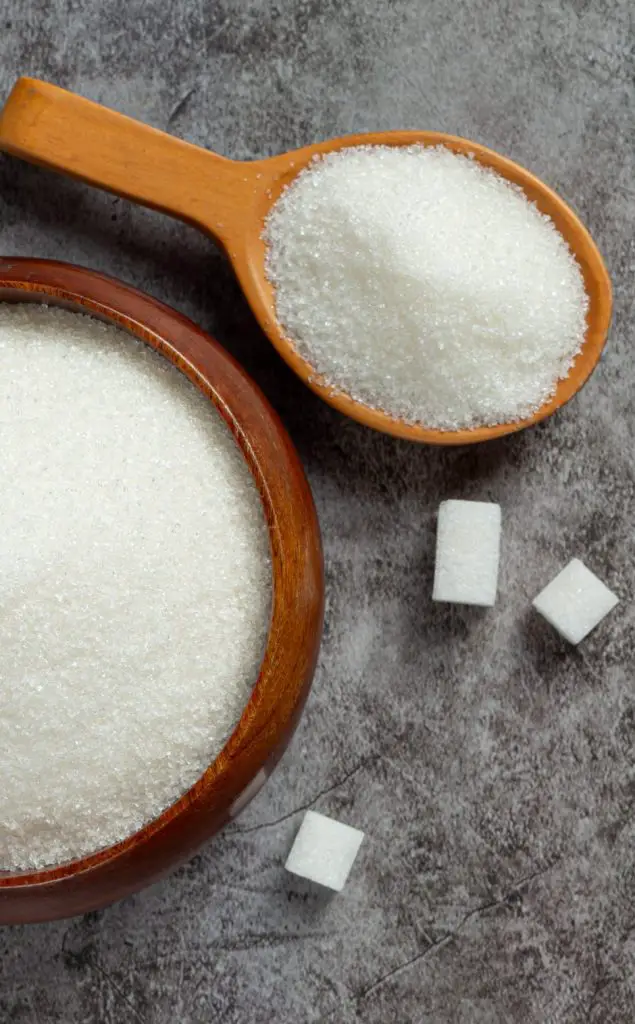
0;77;612;445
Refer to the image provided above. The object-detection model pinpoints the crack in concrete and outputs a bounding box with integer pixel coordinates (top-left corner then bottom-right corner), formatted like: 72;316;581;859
166;87;197;129
91;960;149;1024
358;858;561;1000
227;754;379;836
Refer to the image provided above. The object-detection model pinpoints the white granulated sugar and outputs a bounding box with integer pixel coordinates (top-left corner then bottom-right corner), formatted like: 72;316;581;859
0;305;271;871
264;145;589;430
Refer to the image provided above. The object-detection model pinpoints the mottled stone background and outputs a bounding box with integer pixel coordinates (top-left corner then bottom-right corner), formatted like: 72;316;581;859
0;1;634;1021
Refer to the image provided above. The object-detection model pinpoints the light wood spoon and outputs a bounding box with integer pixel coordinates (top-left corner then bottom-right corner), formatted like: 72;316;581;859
0;77;612;445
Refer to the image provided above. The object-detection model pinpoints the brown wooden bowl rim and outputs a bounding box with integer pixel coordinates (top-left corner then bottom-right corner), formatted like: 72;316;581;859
0;257;324;921
241;130;613;445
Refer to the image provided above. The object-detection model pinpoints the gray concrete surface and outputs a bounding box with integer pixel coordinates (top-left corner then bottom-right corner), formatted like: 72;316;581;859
0;0;634;1021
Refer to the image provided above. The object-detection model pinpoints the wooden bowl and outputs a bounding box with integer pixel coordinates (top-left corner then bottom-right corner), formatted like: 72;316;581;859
0;257;324;925
0;79;613;445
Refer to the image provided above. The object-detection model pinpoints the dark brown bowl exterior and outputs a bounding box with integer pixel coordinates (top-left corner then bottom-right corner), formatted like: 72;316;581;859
0;257;324;925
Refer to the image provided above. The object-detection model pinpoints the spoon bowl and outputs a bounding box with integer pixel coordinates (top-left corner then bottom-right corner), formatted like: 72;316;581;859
0;78;612;444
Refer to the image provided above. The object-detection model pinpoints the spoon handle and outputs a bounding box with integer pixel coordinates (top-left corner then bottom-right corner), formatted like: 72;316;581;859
0;78;256;245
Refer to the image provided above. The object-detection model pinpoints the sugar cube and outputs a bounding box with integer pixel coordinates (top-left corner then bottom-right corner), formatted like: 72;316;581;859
285;810;364;892
532;558;619;644
432;500;501;606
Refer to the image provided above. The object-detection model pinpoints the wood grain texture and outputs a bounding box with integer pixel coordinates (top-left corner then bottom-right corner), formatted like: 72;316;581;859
0;257;324;925
0;77;612;445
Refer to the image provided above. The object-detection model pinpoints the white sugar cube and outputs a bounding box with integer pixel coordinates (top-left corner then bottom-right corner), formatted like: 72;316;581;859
285;810;364;892
432;500;501;607
532;558;619;645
